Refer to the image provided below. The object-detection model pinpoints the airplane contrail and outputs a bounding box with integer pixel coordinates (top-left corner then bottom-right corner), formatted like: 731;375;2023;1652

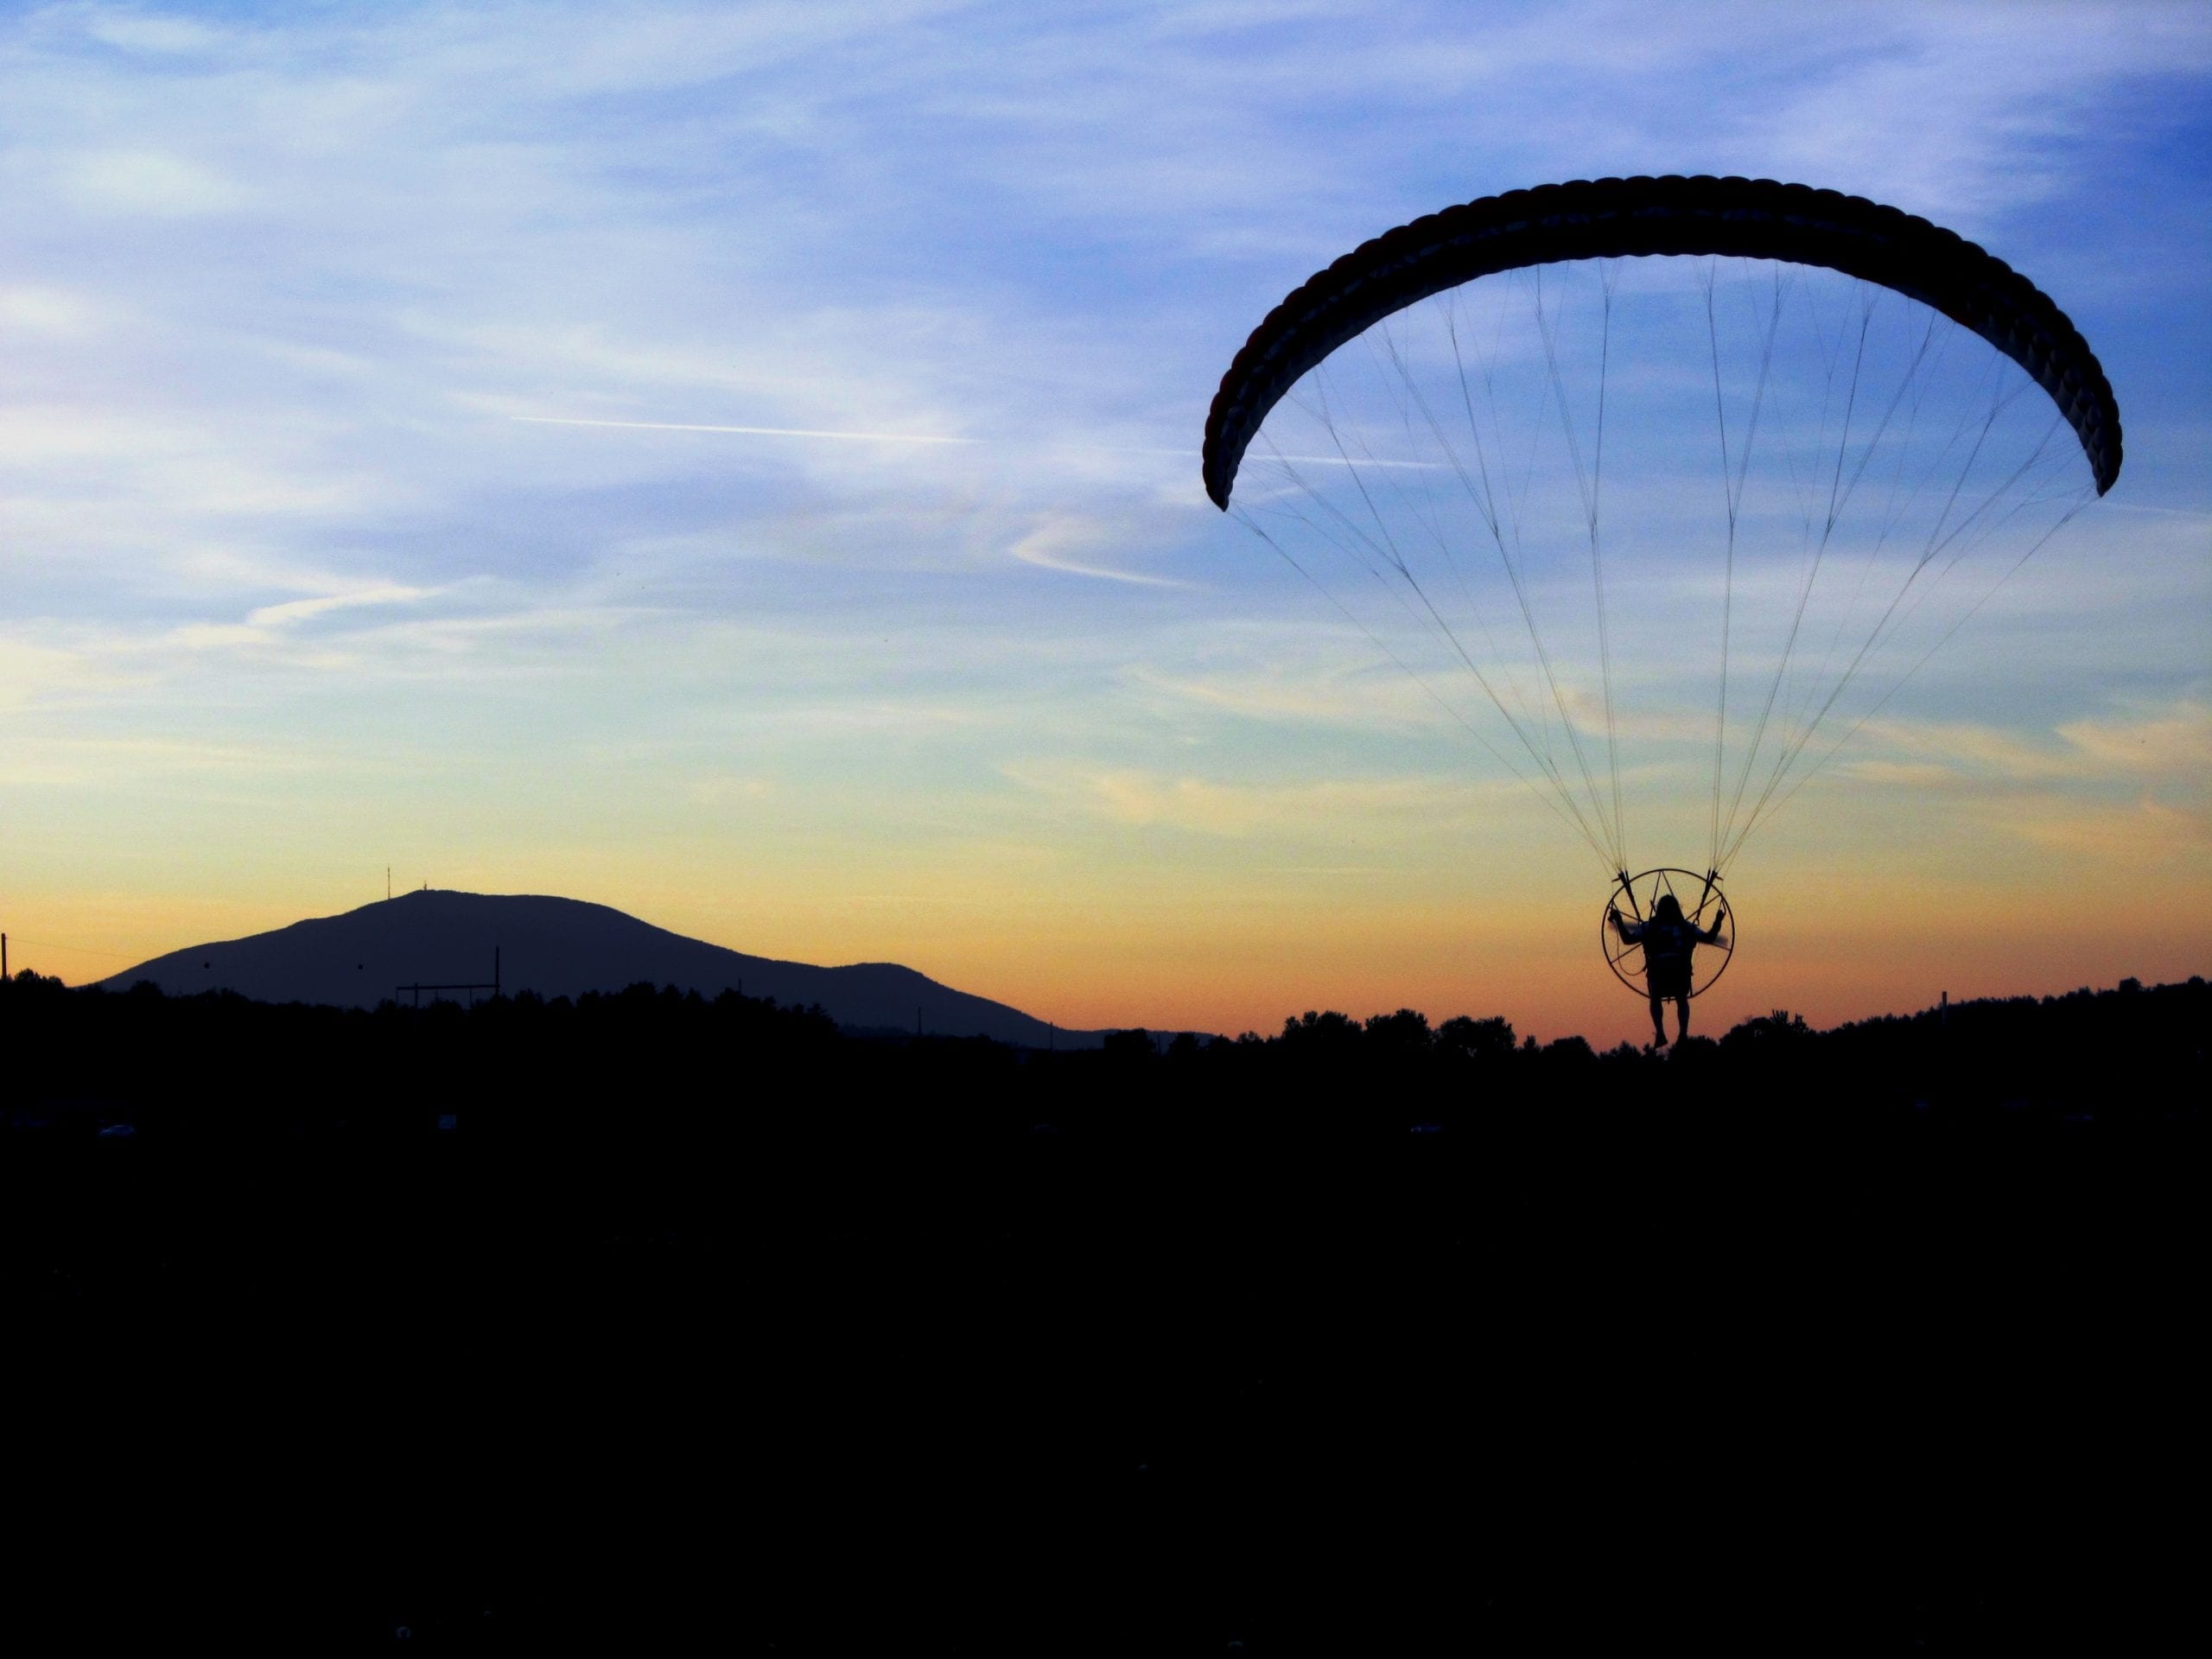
1009;544;1192;588
2106;501;2212;521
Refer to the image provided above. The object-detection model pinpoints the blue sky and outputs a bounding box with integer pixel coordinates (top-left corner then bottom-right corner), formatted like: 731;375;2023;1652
3;2;2208;1039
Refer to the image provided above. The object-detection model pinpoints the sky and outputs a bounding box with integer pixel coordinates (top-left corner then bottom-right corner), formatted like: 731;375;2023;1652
3;0;2208;1046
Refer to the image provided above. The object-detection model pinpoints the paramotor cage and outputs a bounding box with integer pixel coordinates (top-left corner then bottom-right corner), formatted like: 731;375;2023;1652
1603;869;1735;1000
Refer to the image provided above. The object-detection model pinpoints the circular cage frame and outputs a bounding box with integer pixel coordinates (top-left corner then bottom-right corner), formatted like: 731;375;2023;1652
1602;868;1736;999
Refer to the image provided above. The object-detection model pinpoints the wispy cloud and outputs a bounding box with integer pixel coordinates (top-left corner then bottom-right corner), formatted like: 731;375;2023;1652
1853;701;2212;787
245;586;439;629
2013;795;2212;859
0;734;320;789
1005;759;1520;840
512;416;984;446
60;148;253;217
1125;660;1440;730
0;284;103;334
1827;698;2212;872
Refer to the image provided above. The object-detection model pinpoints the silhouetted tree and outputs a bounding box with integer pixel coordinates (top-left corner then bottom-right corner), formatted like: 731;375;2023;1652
1103;1028;1156;1061
1278;1009;1360;1058
1437;1014;1516;1062
1363;1008;1433;1059
1541;1034;1597;1067
1722;1009;1812;1053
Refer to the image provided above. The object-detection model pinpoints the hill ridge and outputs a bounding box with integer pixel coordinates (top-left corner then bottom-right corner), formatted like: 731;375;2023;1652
99;888;1106;1048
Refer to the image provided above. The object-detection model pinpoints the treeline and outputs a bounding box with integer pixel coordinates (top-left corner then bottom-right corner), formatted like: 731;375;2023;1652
1051;974;2208;1133
1;968;2203;1144
1;974;842;1145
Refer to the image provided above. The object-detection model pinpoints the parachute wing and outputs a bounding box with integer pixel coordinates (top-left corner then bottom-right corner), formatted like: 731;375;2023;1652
1202;175;2122;511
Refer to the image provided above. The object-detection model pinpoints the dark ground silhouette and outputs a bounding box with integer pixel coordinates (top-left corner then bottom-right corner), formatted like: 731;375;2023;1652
3;969;2202;1651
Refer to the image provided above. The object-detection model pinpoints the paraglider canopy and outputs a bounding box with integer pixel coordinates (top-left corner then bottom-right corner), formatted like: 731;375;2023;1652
1205;175;2121;511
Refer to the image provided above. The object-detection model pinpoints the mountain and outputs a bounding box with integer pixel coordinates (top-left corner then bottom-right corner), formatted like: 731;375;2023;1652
98;889;1104;1047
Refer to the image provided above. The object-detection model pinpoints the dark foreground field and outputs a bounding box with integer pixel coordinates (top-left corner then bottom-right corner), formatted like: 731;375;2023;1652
3;974;2202;1651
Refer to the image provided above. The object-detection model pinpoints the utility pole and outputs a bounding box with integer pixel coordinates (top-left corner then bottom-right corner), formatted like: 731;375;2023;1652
3;933;9;981
386;867;391;901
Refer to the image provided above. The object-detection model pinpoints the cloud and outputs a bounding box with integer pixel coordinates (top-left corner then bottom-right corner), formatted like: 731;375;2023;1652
0;641;93;712
1826;698;2212;870
1005;759;1516;839
1125;659;1443;730
61;149;252;217
0;285;102;334
245;586;438;629
0;734;316;789
685;773;778;806
2055;705;2212;778
142;584;446;659
2012;795;2212;860
76;12;225;55
1840;760;1974;794
1855;701;2212;786
512;415;982;447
